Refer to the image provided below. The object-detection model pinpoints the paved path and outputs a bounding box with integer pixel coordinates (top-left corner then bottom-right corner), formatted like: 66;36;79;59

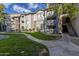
0;35;9;40
24;33;79;56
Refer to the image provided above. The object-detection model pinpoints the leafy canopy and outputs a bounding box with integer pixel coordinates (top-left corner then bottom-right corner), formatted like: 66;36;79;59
48;3;79;20
0;4;6;22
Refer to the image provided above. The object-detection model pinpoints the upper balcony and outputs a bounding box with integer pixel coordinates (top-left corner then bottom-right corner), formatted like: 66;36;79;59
46;20;54;25
46;11;54;17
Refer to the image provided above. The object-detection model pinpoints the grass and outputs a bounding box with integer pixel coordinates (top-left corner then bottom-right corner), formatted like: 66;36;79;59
0;34;49;56
26;32;61;40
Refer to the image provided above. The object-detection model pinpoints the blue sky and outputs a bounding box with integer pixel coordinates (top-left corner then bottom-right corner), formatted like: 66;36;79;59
3;3;47;14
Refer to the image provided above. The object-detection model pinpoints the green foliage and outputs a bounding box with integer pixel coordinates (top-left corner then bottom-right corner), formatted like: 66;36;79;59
0;4;6;22
48;3;79;20
0;4;5;11
47;16;56;20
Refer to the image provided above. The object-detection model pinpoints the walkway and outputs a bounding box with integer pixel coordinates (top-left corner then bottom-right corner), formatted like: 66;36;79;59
0;35;9;40
24;33;79;56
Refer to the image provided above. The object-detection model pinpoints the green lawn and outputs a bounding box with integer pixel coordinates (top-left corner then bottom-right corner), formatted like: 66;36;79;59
0;34;49;56
26;32;61;40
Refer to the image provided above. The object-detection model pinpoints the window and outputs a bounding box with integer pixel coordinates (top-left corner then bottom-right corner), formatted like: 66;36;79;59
22;21;24;23
22;16;24;18
12;17;14;19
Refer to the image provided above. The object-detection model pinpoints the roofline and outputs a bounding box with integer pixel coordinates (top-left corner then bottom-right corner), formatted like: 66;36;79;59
8;8;48;16
21;8;48;16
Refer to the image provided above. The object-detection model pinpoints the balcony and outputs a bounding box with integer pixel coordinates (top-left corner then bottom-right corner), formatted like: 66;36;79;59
47;15;56;20
47;25;56;29
46;20;54;25
47;11;54;17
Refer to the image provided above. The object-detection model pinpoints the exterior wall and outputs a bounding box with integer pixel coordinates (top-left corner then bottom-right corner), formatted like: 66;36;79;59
20;14;33;31
4;15;11;32
5;9;60;34
70;4;79;36
26;14;32;30
31;14;34;29
5;14;20;32
35;11;45;31
32;14;37;29
10;15;20;32
71;14;79;36
20;15;27;31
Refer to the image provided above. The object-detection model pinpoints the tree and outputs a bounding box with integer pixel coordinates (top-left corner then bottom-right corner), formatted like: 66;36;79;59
48;3;79;20
0;4;5;21
47;3;79;35
0;4;6;31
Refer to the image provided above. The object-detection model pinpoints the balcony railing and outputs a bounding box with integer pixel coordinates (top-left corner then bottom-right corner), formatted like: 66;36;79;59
46;20;54;25
47;25;56;29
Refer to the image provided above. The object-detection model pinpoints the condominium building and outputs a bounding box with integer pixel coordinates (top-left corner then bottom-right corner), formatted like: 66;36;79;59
42;9;59;34
20;14;33;31
5;14;20;32
34;10;45;31
5;8;61;34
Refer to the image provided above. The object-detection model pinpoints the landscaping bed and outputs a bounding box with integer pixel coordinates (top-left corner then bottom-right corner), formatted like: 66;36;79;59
0;34;49;56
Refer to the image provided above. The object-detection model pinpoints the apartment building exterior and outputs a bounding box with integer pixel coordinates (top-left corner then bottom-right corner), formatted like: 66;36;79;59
44;11;59;34
33;10;45;32
20;13;36;32
5;8;61;34
19;11;45;32
5;13;35;32
4;4;79;37
5;14;20;32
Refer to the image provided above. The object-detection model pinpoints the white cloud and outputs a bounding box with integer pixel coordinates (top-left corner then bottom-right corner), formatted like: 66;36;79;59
3;3;11;8
28;3;38;9
13;5;31;13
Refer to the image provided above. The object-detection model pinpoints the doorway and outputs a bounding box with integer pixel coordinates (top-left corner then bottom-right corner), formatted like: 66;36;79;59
62;17;70;33
62;25;68;33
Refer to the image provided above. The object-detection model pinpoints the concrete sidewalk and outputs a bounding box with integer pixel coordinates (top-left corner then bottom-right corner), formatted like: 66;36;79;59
24;33;79;56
